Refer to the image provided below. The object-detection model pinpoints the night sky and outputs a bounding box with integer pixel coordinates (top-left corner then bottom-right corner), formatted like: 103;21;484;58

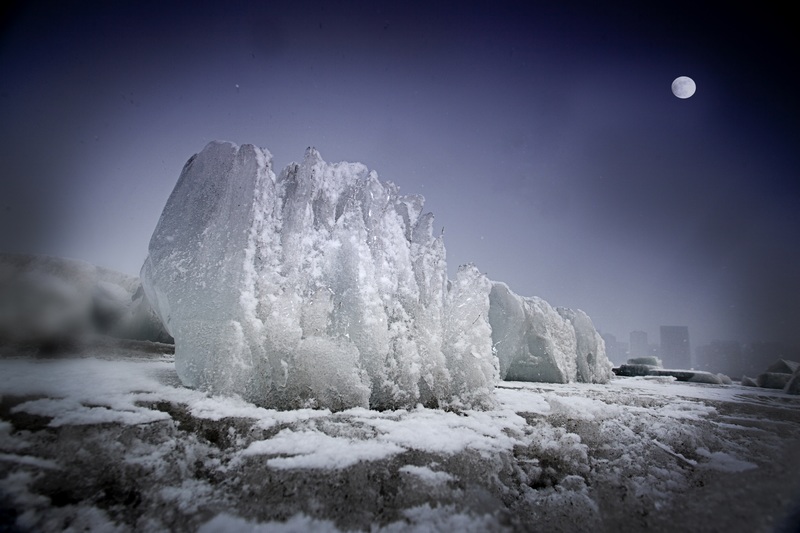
1;1;798;350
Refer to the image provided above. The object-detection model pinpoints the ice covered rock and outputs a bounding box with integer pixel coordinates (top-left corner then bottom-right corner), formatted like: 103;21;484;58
141;142;498;410
756;372;792;390
487;281;613;383
741;360;800;394
687;371;723;385
784;368;800;395
741;375;758;387
613;364;656;377
612;356;662;378
765;359;800;375
627;356;663;367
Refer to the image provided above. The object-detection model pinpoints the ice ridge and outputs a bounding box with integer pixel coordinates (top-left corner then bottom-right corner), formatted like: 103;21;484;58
142;141;612;411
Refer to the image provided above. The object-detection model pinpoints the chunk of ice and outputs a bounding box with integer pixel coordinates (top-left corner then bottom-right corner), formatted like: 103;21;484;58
488;281;613;384
142;142;612;409
142;142;498;410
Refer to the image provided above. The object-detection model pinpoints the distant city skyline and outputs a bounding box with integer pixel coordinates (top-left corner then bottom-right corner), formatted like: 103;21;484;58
604;322;800;375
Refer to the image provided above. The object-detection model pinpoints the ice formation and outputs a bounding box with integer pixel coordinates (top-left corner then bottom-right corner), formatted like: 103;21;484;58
142;141;613;410
488;281;613;383
741;359;800;394
142;142;497;410
0;253;170;351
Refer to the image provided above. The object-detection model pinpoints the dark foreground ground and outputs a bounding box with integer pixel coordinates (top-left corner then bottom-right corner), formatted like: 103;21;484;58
1;352;799;532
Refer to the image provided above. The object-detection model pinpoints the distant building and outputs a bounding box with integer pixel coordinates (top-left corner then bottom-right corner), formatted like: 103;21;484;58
660;326;691;369
629;331;648;360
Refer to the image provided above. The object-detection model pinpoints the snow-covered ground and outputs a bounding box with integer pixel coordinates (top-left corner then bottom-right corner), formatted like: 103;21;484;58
1;352;799;532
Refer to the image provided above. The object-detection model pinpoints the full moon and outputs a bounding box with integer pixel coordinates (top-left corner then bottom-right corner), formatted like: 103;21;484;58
672;76;696;99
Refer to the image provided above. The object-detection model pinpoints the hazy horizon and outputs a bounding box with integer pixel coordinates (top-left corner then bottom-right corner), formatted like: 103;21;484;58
2;1;798;349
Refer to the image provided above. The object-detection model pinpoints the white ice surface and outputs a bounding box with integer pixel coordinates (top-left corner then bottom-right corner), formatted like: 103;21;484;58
2;356;799;532
0;358;525;464
0;358;778;473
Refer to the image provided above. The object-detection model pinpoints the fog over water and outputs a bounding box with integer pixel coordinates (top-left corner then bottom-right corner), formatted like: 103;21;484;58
1;1;798;349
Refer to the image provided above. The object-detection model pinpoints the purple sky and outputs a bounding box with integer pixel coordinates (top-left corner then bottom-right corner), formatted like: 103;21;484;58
1;1;798;348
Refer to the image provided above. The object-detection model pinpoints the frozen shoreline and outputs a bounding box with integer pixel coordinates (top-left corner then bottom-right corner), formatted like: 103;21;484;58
1;353;799;532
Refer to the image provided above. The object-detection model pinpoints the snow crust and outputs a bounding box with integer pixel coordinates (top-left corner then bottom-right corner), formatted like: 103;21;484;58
2;356;799;532
199;508;501;533
398;465;455;484
242;430;405;469
199;513;341;533
141;142;500;410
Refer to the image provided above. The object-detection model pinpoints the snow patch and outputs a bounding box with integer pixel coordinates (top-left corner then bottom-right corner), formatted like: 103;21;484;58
399;465;455;484
242;429;404;469
200;513;341;533
696;447;757;472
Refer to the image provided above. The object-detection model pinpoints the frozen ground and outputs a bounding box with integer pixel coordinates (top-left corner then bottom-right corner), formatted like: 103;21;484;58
1;351;799;532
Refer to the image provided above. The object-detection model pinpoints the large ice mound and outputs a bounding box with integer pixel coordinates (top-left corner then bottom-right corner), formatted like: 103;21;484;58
142;141;613;410
142;141;498;410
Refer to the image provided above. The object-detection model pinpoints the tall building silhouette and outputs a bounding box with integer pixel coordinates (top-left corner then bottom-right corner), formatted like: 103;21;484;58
660;326;690;369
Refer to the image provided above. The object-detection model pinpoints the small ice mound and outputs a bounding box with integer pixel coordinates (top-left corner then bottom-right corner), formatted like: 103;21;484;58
741;359;800;394
757;372;792;390
741;375;758;387
688;371;723;385
643;375;677;384
627;356;662;367
488;281;613;384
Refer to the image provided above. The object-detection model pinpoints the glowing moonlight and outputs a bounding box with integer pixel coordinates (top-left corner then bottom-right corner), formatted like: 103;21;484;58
672;76;696;99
